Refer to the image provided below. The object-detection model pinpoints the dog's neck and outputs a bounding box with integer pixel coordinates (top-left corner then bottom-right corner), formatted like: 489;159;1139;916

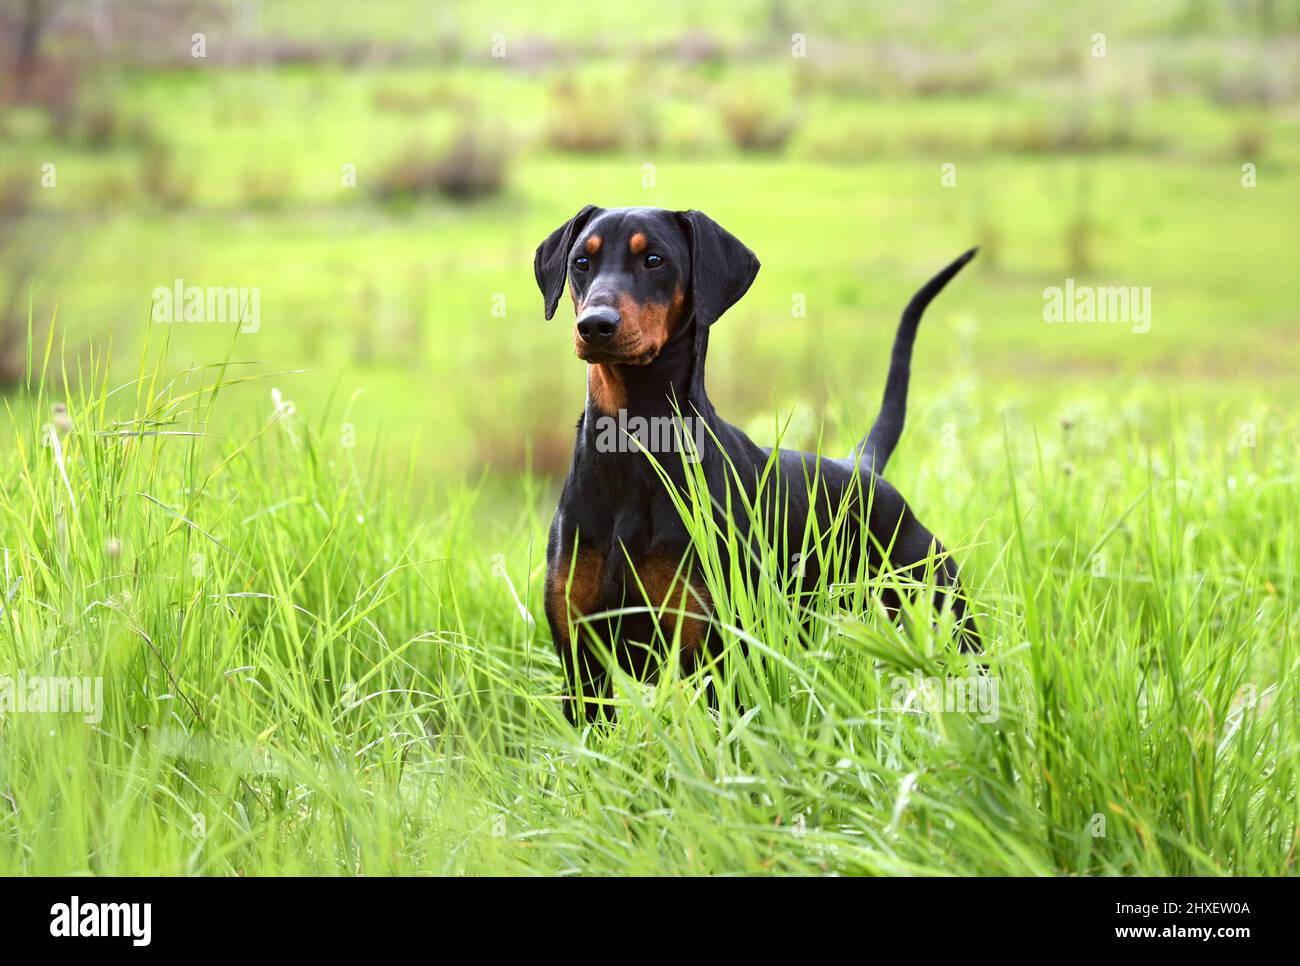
582;321;700;422
575;319;718;476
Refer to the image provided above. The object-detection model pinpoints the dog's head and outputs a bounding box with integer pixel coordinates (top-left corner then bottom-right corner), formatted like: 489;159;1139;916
534;206;759;374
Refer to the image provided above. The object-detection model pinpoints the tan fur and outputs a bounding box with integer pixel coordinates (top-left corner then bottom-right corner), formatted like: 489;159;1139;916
548;547;606;645
636;555;712;658
573;288;685;368
587;364;627;414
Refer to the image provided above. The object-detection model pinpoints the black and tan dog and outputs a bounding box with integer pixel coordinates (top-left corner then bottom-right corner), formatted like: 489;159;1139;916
535;206;979;723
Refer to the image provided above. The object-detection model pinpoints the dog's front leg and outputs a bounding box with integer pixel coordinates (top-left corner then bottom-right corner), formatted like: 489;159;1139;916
545;545;614;724
554;627;611;726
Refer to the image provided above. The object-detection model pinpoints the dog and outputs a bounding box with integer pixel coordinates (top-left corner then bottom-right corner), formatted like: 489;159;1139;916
535;206;979;723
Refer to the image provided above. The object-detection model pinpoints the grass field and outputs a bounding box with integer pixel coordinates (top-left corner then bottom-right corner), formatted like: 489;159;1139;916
7;57;1299;480
0;1;1297;875
1;335;1295;874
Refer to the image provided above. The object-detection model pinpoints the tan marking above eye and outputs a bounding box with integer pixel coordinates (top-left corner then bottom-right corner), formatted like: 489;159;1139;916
585;235;602;254
629;232;647;254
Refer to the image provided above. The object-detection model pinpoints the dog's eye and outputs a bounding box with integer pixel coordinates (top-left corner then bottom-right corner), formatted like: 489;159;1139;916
574;256;590;272
645;254;663;268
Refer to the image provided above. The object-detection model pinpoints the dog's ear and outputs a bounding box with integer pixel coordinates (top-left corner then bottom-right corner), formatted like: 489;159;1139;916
534;205;601;320
676;210;760;404
676;210;760;328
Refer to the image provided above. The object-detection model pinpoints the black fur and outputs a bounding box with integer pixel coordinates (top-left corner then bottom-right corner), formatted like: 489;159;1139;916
536;206;979;724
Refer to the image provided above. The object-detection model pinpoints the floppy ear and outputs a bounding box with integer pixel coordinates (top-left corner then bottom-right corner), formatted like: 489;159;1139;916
676;210;760;403
534;205;601;320
677;209;760;329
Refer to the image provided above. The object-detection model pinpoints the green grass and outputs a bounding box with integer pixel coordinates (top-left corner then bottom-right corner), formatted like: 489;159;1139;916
1;333;1294;875
8;51;1298;479
2;2;1297;876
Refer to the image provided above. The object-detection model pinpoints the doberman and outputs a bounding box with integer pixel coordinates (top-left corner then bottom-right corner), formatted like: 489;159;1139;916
534;206;980;724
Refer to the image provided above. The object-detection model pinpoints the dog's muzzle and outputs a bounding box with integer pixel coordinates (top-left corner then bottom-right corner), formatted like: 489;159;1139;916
575;306;621;345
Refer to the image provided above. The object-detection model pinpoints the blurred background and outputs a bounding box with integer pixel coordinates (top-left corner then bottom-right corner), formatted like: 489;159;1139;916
1;0;1297;487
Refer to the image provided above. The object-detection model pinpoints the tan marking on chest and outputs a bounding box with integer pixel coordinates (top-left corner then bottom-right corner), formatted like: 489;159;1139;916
548;547;606;643
587;364;627;415
635;554;713;657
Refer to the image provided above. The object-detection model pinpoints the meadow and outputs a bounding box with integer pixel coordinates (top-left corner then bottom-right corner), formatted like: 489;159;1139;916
0;0;1297;875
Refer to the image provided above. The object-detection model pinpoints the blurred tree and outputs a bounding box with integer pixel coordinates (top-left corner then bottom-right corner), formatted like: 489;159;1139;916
5;0;64;98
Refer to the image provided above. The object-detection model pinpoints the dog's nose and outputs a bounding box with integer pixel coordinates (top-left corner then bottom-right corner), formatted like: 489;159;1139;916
576;306;621;343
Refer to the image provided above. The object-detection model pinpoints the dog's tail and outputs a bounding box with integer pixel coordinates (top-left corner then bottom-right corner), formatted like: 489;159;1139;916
854;248;977;474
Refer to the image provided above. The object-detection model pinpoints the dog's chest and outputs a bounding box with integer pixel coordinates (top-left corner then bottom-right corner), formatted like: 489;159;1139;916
547;495;711;654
